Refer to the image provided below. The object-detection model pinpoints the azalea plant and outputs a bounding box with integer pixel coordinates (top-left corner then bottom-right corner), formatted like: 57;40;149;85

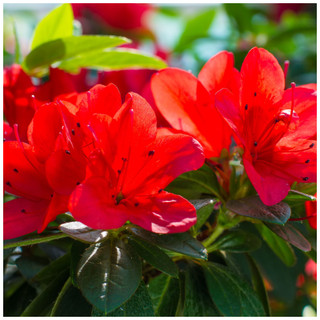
3;3;317;317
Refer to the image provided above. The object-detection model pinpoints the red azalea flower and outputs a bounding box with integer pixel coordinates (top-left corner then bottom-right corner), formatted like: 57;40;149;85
4;64;36;142
3;140;69;239
69;88;204;233
305;259;317;280
305;193;317;229
215;47;317;205
151;51;240;158
72;3;153;32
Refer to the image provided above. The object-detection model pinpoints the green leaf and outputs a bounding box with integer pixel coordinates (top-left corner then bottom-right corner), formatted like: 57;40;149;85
31;4;74;50
207;229;261;253
59;221;109;244
128;226;207;260
12;21;21;64
24;35;130;76
255;224;296;266
106;282;154;316
202;262;265;316
246;254;271;316
50;282;92;316
148;273;180;316
265;222;311;252
226;195;291;224
175;9;216;52
190;199;215;235
58;48;167;73
4;232;68;249
70;241;88;288
32;253;70;288
77;238;141;314
166;164;222;200
285;189;316;202
15;256;48;280
128;236;178;277
21;269;69;316
183;263;220;316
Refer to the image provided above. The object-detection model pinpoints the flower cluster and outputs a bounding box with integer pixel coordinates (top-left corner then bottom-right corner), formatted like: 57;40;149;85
4;47;317;240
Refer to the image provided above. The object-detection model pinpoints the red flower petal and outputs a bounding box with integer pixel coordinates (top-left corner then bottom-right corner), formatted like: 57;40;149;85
151;68;231;157
305;194;317;230
4;141;52;200
4;198;50;240
127;192;197;234
123;132;204;196
198;51;239;96
69;177;129;230
243;158;291;205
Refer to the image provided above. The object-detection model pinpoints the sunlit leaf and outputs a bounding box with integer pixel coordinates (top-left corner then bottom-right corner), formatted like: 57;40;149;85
31;4;74;50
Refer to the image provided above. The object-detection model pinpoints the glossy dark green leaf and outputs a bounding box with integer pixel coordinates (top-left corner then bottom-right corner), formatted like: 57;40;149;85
148;273;180;316
51;282;92;316
226;195;291;224
166;164;222;199
106;282;154;316
58;48;167;74
31;4;74;50
265;222;311;252
77;238;141;313
32;253;70;288
190;199;215;235
207;229;261;253
15;256;48;280
246;254;270;316
128;226;207;260
202;262;265;316
128;236;178;277
70;241;88;288
175;9;216;52
24;35;130;76
59;221;109;244
255;224;296;266
183;264;220;316
21;269;69;316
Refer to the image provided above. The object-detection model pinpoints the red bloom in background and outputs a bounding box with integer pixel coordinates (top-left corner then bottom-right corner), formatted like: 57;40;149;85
69;86;204;233
151;51;240;158
305;193;317;229
3;141;69;239
72;3;153;34
215;47;316;205
305;259;317;280
4;64;36;142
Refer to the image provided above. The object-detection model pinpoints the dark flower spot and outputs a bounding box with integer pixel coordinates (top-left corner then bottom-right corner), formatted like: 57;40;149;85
51;194;54;197
112;195;115;198
303;177;309;181
13;168;19;173
309;143;315;148
21;209;26;213
254;92;257;97
275;119;280;123
76;182;80;185
134;202;139;207
71;129;75;136
118;170;121;174
148;150;155;156
254;141;258;147
3;138;6;142
305;159;310;164
121;157;127;162
6;181;11;187
158;189;163;193
76;122;81;128
245;104;248;110
65;150;71;155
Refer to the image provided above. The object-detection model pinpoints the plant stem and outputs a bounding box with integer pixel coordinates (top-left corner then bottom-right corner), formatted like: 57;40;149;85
202;224;225;248
50;277;72;316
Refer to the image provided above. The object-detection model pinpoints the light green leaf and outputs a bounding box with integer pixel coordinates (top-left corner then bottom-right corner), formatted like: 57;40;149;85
31;4;74;50
255;223;296;266
58;48;167;73
190;199;215;235
23;35;130;76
